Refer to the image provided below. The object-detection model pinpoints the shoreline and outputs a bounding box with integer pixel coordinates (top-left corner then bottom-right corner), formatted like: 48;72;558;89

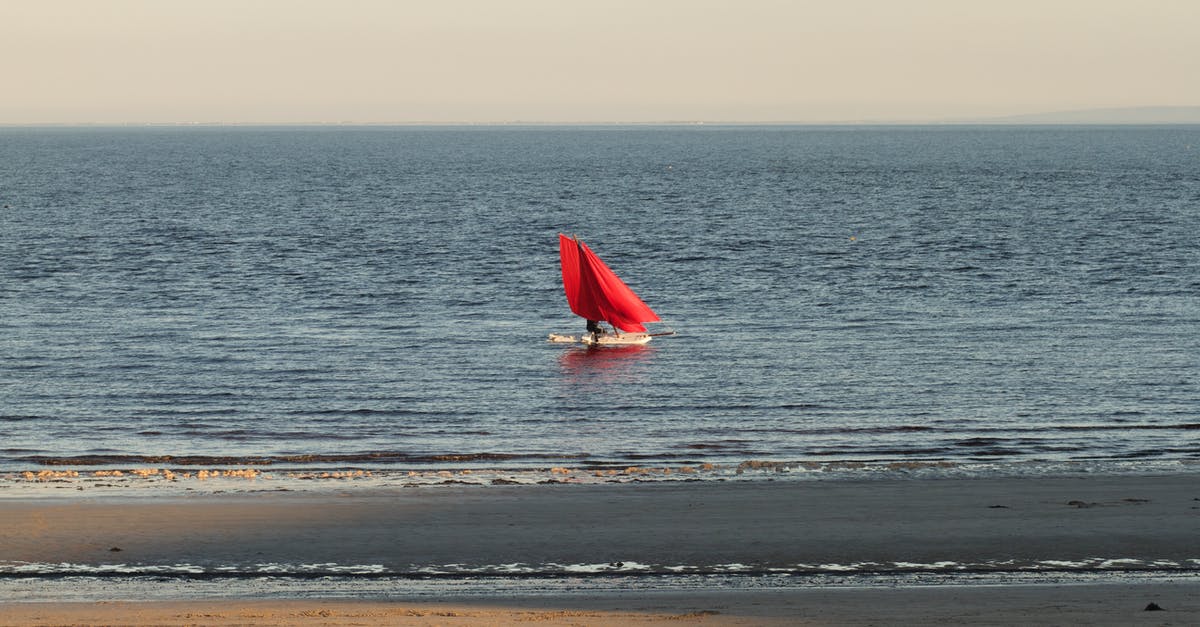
3;583;1199;625
2;458;1198;499
3;474;1198;576
4;474;1199;624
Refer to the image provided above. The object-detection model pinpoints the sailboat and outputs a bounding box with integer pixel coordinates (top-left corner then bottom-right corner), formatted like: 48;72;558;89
548;234;671;346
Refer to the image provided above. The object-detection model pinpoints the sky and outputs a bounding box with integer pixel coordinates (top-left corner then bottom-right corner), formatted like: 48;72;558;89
2;0;1198;124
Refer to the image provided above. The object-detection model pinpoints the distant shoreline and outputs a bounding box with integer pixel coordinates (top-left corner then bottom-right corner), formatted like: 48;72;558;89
3;123;1200;131
3;106;1200;127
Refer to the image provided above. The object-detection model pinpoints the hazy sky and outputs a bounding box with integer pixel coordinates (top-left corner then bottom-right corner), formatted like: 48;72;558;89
3;0;1197;124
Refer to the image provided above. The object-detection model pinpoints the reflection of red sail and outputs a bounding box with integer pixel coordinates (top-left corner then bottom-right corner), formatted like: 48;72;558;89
559;344;652;373
559;234;660;333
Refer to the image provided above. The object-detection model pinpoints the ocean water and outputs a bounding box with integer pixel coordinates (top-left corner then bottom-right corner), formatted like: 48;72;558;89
1;125;1198;474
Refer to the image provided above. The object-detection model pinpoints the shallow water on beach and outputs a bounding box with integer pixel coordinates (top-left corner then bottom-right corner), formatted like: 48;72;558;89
2;126;1198;474
2;571;1198;603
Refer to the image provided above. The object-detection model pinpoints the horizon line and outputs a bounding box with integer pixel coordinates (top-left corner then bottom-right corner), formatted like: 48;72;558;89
6;105;1200;128
5;119;1200;128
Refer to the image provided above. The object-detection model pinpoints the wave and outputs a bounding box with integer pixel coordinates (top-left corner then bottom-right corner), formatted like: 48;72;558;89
4;557;1198;578
734;425;934;436
962;423;1200;434
23;451;585;467
0;415;47;422
731;423;1200;437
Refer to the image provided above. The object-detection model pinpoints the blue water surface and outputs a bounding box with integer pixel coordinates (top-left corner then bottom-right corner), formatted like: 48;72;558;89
1;126;1197;469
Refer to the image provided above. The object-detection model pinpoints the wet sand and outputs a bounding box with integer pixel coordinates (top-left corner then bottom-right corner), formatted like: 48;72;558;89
2;475;1199;624
2;475;1199;571
3;584;1199;625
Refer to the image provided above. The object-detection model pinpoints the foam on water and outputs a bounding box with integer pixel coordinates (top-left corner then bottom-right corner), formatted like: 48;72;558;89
3;458;1198;498
5;557;1199;578
4;570;1198;604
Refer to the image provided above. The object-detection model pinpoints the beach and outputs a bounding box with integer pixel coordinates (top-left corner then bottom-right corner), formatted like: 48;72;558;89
4;475;1200;572
2;584;1199;626
3;474;1198;624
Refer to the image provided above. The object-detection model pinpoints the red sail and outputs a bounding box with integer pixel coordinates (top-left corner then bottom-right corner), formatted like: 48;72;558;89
558;234;660;333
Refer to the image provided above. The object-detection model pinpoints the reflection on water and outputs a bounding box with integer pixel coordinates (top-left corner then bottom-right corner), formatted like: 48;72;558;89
556;344;656;387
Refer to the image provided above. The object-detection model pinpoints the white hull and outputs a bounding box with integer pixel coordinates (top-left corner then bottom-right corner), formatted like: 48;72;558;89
548;332;653;346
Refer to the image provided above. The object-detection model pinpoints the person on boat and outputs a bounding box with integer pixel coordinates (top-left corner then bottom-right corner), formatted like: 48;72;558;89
586;319;602;342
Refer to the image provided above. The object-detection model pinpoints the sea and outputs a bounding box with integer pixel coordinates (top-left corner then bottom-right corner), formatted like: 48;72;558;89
2;125;1199;599
1;125;1198;479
